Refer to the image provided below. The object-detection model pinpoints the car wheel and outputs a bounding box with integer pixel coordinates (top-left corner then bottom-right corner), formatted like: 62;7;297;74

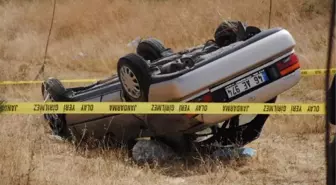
117;53;151;102
136;38;166;61
41;78;71;139
42;77;67;101
245;26;261;39
214;20;248;47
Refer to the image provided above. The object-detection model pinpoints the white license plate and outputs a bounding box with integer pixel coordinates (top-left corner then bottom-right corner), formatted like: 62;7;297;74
225;70;269;99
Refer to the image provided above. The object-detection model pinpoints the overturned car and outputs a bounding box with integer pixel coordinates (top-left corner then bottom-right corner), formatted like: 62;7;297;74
42;21;301;154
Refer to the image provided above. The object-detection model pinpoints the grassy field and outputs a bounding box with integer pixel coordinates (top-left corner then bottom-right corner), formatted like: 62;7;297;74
0;0;335;184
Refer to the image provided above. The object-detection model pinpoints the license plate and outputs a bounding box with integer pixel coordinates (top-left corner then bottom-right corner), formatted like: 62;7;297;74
225;70;269;99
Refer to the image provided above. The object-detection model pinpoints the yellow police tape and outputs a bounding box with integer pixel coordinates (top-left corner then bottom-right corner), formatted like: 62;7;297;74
301;68;336;76
0;68;335;85
0;102;325;115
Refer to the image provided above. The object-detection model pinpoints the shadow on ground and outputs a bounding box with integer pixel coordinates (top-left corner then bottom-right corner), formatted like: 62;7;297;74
54;133;255;178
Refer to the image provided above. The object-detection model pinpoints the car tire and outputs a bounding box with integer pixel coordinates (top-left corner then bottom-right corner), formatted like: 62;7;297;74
42;77;67;101
136;38;166;61
214;20;249;47
245;26;261;39
41;78;72;139
117;53;151;102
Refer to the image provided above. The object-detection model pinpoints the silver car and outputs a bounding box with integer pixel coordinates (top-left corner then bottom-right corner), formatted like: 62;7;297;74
42;21;301;153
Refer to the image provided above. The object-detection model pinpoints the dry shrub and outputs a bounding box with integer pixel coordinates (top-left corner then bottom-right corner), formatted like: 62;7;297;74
0;0;331;76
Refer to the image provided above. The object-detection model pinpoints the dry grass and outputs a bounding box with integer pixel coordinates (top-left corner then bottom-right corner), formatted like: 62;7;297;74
0;0;335;184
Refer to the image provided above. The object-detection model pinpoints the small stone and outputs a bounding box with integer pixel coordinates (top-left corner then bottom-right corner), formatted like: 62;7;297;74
132;140;177;164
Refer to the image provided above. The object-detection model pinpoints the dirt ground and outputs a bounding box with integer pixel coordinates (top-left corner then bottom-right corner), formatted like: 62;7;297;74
0;0;335;184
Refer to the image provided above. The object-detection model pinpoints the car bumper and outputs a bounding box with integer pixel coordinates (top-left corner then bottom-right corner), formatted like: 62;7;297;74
195;69;301;125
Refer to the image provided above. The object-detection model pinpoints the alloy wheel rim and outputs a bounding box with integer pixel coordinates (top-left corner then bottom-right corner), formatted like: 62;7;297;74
120;66;141;99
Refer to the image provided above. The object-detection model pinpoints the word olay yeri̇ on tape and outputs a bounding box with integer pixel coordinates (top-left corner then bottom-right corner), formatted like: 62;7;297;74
0;102;325;115
0;68;335;85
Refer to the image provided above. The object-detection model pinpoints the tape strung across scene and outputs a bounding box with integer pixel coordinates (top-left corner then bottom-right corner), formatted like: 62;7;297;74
0;102;325;115
300;68;336;76
0;68;335;85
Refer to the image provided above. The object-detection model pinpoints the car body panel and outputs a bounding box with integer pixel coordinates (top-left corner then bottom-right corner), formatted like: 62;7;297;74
147;29;296;102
